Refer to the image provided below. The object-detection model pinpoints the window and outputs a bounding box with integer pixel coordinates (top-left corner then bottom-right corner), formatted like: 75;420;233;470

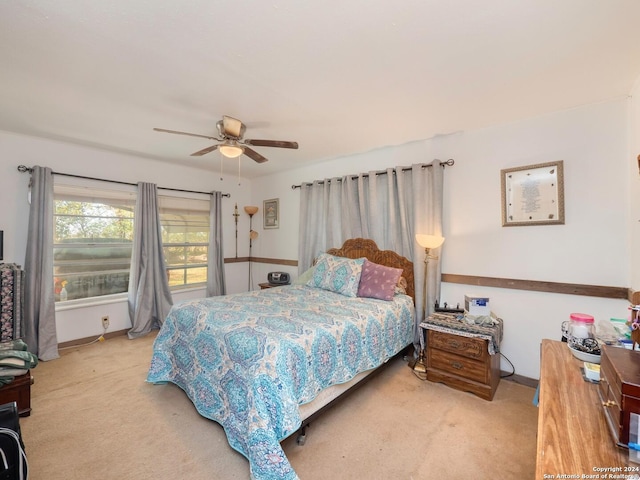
53;183;136;302
53;182;211;303
158;194;210;289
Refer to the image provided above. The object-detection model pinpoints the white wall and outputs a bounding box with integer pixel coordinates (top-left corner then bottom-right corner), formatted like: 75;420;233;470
250;98;633;380
1;95;636;377
630;78;640;290
440;100;631;380
0;130;253;342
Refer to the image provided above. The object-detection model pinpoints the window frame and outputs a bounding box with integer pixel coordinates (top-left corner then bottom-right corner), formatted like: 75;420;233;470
53;179;137;304
52;179;213;305
157;192;211;291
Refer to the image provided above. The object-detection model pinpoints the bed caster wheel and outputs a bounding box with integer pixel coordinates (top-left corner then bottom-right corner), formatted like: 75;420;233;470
296;433;306;446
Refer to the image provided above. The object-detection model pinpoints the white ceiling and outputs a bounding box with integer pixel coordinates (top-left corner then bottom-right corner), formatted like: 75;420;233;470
2;1;640;179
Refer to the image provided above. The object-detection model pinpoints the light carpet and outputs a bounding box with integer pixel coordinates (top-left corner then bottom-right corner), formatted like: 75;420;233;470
20;332;538;479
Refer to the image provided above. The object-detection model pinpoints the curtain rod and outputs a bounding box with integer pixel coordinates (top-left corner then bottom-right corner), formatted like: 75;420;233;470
290;159;454;190
17;165;230;198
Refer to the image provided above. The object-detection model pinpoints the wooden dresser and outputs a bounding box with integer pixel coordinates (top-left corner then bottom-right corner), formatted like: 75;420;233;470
536;340;628;477
598;345;640;447
0;371;33;417
425;328;500;401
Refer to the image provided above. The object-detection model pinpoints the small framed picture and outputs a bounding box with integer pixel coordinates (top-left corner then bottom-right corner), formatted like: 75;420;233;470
501;161;565;226
263;198;279;229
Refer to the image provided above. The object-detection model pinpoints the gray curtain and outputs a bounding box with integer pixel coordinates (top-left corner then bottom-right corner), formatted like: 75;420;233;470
127;182;173;339
24;166;59;360
206;191;226;297
411;163;444;337
298;161;444;344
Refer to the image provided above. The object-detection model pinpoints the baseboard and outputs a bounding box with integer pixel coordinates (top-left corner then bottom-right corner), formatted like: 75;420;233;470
501;371;538;389
58;329;128;349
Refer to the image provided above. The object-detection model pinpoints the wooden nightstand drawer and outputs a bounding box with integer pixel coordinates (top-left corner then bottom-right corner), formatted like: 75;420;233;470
428;330;487;361
421;321;502;401
429;348;487;383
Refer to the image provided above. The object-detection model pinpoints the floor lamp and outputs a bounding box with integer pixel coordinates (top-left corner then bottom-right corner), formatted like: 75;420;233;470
244;206;259;290
413;233;445;374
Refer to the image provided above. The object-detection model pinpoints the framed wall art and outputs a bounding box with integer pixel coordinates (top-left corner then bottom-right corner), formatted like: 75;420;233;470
263;198;279;229
501;160;565;227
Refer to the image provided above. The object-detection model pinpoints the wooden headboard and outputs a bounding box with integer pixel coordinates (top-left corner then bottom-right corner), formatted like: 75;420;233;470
327;238;415;302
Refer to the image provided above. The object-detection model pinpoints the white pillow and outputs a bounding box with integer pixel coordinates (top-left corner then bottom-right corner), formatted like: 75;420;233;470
293;265;316;285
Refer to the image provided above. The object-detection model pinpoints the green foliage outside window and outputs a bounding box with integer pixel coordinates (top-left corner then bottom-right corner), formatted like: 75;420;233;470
53;186;212;302
54;196;134;301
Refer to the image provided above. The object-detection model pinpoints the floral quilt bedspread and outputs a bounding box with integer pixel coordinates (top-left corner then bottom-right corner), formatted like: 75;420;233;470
147;284;414;480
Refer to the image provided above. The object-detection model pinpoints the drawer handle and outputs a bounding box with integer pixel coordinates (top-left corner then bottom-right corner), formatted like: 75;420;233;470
602;400;617;408
451;362;463;370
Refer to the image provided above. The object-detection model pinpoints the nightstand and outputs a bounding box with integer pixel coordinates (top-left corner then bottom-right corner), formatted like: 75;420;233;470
421;313;502;401
259;282;290;289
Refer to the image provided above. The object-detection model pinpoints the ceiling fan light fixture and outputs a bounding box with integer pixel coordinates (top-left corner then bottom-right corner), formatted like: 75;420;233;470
154;115;297;163
219;140;244;158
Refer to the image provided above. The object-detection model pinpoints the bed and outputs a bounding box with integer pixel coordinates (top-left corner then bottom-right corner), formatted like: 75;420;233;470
146;238;415;480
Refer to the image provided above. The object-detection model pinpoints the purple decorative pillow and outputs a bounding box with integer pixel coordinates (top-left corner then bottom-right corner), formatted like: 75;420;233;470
357;259;403;301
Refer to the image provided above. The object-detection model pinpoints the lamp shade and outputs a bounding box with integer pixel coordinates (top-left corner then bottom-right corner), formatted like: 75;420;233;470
244;206;258;215
416;234;445;250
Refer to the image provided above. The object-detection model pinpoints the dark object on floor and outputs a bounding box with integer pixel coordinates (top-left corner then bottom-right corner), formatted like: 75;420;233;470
0;402;27;479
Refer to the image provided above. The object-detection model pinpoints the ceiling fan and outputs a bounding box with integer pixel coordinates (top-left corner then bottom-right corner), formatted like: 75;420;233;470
154;115;299;163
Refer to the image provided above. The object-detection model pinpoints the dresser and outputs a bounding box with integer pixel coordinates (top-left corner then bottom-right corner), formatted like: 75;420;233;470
598;344;640;447
422;313;502;401
0;371;33;417
536;339;627;477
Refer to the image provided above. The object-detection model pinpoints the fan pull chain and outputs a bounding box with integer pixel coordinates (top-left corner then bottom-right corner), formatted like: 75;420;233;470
237;157;241;186
220;151;224;181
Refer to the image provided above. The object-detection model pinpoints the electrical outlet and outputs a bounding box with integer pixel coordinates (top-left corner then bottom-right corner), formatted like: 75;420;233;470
101;316;109;330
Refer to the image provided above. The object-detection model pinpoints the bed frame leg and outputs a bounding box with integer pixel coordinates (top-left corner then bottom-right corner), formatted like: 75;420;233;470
296;424;308;446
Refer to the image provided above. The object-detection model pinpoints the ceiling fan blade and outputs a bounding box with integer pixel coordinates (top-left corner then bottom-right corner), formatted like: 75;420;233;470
154;128;218;141
243;147;269;163
190;145;219;156
244;139;299;149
